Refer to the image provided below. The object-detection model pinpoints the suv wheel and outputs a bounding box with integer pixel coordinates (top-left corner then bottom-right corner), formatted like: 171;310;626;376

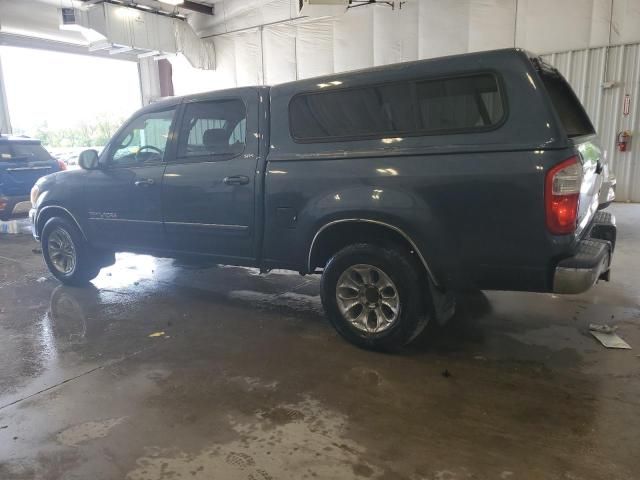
320;243;429;351
41;217;101;286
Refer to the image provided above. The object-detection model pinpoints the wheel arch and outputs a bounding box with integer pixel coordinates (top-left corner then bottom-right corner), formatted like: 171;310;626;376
36;206;87;241
307;219;439;287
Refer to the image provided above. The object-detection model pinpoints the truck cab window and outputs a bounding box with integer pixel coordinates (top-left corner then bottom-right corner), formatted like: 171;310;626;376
108;109;175;167
177;99;247;161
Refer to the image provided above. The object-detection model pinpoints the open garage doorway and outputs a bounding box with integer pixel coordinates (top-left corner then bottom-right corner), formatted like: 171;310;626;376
0;46;141;167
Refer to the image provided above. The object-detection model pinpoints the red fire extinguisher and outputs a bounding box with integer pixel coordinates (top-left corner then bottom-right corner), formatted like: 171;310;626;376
617;130;632;152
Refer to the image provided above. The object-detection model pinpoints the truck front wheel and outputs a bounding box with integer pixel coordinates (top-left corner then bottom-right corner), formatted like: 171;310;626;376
320;243;429;351
41;217;102;286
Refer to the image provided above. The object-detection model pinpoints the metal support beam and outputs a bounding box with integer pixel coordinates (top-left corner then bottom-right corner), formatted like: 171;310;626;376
0;32;139;61
109;45;134;55
181;1;214;16
0;54;12;135
80;1;213;17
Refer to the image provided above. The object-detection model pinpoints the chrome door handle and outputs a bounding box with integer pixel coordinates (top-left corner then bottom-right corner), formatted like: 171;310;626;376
134;178;155;186
223;175;250;186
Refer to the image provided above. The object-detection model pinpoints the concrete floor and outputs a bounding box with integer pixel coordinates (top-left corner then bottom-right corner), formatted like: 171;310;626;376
0;204;639;480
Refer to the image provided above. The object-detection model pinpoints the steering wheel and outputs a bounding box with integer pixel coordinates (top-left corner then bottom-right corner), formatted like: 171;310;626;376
135;145;163;161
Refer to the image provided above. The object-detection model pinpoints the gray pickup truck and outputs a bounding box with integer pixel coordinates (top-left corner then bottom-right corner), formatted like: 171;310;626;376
30;48;616;350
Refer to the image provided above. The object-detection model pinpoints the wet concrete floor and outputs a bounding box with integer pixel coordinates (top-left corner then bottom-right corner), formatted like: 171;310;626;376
0;204;639;480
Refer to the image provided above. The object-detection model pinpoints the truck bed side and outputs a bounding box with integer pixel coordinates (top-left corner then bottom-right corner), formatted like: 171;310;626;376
262;49;586;292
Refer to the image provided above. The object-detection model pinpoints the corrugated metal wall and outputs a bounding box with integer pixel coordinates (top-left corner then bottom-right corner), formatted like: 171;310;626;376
542;44;640;203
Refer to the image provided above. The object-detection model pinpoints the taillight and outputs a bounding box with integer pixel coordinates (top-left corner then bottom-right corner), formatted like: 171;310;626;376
57;159;67;171
545;155;582;234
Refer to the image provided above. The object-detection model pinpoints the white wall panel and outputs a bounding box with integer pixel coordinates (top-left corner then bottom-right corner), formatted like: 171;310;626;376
419;0;470;59
516;0;596;53
262;24;296;84
590;0;614;46
138;57;162;105
373;1;418;66
170;35;235;96
418;0;515;59
333;6;374;72
512;0;640;52
611;0;640;45
234;30;262;86
191;0;293;37
295;19;334;79
213;34;238;88
468;0;516;52
171;54;227;96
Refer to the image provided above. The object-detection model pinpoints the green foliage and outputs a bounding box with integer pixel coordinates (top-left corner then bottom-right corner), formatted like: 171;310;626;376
13;115;125;148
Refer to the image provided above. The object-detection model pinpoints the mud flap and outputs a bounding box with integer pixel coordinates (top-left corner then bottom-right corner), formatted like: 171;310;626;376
428;281;456;326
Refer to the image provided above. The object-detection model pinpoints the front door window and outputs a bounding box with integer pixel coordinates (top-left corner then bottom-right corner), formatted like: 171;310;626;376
107;109;175;167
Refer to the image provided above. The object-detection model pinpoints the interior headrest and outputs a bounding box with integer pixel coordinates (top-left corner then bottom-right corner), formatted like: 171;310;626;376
203;128;228;147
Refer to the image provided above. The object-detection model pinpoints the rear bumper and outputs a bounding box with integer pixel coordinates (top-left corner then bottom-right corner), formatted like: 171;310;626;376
0;195;31;221
553;211;616;294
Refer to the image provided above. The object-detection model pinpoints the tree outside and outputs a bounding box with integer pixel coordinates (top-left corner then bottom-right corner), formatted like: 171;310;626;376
14;115;125;148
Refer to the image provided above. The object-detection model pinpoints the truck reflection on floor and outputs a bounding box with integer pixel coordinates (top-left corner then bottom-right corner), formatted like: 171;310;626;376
48;285;100;346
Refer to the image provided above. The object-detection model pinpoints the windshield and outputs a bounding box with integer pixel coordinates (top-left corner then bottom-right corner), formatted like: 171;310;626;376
0;142;53;162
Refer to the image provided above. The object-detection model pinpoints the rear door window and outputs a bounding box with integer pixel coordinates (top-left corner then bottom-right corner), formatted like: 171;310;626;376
289;73;505;141
0;143;53;162
539;70;594;137
176;99;247;161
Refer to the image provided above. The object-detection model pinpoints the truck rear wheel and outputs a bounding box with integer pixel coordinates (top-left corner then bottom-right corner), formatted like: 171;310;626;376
320;243;429;351
41;217;102;286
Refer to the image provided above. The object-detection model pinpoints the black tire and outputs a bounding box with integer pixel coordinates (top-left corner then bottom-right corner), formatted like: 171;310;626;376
320;243;430;351
41;217;101;286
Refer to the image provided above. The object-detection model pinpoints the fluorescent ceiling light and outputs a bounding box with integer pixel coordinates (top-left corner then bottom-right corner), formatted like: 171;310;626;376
158;0;184;5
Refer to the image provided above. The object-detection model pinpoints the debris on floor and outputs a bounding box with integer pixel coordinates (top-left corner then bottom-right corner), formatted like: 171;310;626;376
148;331;166;338
441;369;452;378
589;323;617;334
36;277;47;283
589;323;632;349
32;248;42;254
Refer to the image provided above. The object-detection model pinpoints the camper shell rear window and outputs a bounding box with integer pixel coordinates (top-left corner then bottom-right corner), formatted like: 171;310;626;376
538;69;595;138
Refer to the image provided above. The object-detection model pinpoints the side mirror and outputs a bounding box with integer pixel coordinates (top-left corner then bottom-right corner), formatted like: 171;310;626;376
78;149;99;170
